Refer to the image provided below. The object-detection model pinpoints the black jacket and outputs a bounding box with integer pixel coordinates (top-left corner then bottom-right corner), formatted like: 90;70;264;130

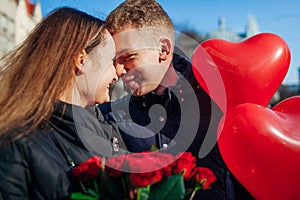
0;102;126;200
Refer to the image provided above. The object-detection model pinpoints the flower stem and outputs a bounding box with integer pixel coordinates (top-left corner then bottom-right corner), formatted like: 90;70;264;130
189;190;196;200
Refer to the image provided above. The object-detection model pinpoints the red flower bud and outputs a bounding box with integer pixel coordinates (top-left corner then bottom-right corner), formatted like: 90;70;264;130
193;167;217;189
125;152;173;187
105;155;126;177
72;156;102;181
173;152;196;179
130;170;163;187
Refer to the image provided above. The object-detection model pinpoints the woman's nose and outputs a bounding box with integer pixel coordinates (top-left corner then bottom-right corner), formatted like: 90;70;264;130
112;67;119;83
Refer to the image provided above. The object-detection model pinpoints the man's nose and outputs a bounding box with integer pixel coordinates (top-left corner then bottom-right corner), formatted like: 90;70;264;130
115;63;127;77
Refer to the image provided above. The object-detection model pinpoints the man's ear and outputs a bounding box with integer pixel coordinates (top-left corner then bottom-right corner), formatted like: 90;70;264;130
159;38;172;62
75;49;87;75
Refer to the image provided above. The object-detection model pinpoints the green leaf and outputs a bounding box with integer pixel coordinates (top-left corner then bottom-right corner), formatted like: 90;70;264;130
150;144;159;152
137;187;150;200
87;188;101;198
71;192;99;200
149;174;185;200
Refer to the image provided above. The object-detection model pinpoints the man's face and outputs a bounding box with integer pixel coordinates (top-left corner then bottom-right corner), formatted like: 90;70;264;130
113;29;169;96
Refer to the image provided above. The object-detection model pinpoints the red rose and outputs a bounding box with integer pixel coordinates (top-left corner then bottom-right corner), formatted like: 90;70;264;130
126;152;173;173
161;165;173;177
105;155;126;177
148;152;174;177
149;152;174;166
193;167;217;189
130;170;163;187
125;152;173;187
72;156;102;181
173;152;196;179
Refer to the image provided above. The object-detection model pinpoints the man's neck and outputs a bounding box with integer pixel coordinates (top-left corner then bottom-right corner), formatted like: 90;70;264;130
155;63;178;95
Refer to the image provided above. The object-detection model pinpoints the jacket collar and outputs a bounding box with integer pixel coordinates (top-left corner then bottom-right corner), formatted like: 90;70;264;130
50;101;124;157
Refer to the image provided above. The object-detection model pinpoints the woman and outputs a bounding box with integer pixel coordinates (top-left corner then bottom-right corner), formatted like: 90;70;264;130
0;7;126;200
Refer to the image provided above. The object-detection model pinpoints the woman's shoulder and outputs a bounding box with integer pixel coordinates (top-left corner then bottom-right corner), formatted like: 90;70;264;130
0;127;41;153
0;130;33;169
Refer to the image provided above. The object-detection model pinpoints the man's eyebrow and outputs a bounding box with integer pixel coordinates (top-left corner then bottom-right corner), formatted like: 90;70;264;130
116;48;131;57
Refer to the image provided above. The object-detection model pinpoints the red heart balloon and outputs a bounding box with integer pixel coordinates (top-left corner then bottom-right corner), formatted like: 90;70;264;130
191;33;291;112
218;96;300;200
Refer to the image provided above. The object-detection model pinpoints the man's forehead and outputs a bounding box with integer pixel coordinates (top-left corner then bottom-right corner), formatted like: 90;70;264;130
113;28;159;56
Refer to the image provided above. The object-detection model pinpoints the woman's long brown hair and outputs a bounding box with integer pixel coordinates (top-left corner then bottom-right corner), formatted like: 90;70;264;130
0;7;106;139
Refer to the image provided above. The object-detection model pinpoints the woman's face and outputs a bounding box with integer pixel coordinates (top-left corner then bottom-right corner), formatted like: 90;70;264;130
77;32;118;105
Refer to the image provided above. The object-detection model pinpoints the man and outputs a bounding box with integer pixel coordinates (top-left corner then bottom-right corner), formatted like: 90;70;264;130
99;0;253;199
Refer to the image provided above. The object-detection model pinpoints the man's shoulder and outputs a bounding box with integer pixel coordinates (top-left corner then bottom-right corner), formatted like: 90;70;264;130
173;54;199;90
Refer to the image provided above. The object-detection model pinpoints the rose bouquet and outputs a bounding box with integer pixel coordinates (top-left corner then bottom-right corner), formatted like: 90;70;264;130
71;151;216;200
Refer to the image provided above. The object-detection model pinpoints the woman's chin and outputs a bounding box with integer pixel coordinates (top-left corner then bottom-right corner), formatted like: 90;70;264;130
96;95;110;104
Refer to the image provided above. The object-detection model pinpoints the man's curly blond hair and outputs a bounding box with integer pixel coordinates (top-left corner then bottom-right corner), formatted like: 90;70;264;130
106;0;174;41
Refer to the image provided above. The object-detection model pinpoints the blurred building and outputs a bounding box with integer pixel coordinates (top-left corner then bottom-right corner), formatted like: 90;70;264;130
176;14;260;59
209;14;259;41
0;0;42;56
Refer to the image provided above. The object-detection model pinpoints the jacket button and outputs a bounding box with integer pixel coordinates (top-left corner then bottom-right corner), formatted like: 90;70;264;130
159;116;165;122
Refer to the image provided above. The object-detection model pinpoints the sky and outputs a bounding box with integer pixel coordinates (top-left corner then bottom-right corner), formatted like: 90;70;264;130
40;0;300;85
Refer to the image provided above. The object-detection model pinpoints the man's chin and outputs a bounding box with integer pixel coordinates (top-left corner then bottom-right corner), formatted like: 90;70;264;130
131;90;142;97
131;88;147;97
131;86;159;97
